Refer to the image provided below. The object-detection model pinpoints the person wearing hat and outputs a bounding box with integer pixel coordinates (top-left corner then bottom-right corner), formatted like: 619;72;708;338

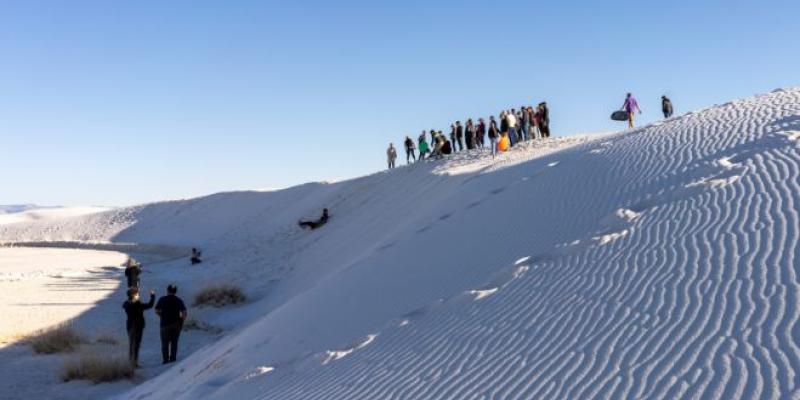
155;284;187;364
122;287;155;367
124;258;143;289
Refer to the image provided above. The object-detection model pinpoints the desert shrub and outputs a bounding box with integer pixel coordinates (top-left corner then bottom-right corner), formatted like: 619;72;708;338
182;317;223;334
28;323;86;354
94;334;119;345
193;283;246;307
61;348;134;383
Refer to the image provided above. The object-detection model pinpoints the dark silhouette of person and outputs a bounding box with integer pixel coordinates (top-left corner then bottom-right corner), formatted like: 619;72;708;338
155;284;187;364
190;248;202;265
298;209;330;230
122;287;155;367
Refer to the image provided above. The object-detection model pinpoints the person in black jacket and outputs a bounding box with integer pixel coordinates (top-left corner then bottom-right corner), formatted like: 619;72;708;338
442;139;453;155
476;118;486;148
155;284;187;364
488;116;500;156
538;102;551;138
404;136;416;164
455;121;464;152
298;208;330;230
124;259;142;289
465;119;476;150
190;248;202;265
662;95;674;118
123;287;155;367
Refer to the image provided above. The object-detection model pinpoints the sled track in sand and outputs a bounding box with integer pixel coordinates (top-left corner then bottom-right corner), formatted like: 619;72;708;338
242;90;800;399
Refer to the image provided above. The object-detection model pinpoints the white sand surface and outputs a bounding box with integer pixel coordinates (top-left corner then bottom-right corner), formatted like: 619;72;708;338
0;247;127;345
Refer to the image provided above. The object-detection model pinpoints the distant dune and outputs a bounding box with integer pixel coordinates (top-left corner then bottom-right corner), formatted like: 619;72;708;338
0;206;111;226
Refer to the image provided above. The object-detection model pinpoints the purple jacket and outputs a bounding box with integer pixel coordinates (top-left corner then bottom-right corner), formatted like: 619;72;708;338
623;96;639;113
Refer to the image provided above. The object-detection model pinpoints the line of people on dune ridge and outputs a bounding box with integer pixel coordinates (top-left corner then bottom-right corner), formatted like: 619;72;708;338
386;102;551;169
386;94;675;169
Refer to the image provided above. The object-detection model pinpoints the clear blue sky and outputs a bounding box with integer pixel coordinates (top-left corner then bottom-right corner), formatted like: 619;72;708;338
1;0;798;206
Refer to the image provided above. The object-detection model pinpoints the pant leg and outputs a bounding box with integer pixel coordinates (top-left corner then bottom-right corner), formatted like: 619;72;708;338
491;138;497;156
131;327;143;365
160;326;170;363
169;324;181;362
128;328;136;363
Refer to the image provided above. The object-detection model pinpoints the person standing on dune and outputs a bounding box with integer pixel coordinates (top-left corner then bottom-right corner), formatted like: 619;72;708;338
538;102;551;138
488;116;500;156
476;118;486;148
155;284;187;364
404;136;416;164
662;95;674;118
506;110;518;146
465;119;476;150
124;258;142;289
123;287;155;367
387;143;397;169
622;93;642;129
418;134;429;161
455;121;464;152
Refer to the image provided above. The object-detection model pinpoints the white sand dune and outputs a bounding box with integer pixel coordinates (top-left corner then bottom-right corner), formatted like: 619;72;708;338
0;206;111;226
2;87;800;400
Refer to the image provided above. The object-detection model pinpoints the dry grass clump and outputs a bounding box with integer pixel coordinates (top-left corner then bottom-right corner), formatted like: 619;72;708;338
61;347;134;383
28;323;87;354
182;316;223;334
193;283;246;307
94;333;120;345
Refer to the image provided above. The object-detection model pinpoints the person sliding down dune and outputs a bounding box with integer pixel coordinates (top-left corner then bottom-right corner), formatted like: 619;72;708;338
298;208;330;230
190;248;202;265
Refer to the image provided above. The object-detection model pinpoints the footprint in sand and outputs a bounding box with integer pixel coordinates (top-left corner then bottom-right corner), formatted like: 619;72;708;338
378;242;395;251
466;199;484;209
416;225;432;233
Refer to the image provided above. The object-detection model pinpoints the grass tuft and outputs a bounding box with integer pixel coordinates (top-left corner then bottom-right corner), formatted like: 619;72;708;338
193;283;246;307
28;323;86;354
61;347;134;383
